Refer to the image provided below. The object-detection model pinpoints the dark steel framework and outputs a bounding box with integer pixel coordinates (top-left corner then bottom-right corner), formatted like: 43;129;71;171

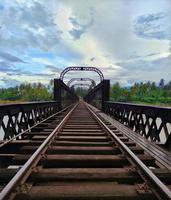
0;101;60;140
1;102;171;200
67;78;96;87
54;79;78;110
60;66;104;82
84;80;110;111
104;102;171;148
86;103;171;200
0;103;78;200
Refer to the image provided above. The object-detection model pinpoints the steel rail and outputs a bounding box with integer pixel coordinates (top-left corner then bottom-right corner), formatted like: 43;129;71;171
0;104;73;148
104;116;171;169
89;105;171;170
0;103;78;200
85;102;171;200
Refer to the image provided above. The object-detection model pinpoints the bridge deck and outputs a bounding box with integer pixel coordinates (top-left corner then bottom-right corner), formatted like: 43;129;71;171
90;105;171;170
0;101;171;200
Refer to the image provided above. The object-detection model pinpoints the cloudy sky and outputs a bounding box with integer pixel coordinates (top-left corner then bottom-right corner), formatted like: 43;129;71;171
0;0;171;87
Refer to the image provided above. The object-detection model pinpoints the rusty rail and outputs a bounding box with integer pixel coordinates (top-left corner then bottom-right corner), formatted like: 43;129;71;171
86;102;171;200
0;101;170;200
0;103;77;200
0;104;72;148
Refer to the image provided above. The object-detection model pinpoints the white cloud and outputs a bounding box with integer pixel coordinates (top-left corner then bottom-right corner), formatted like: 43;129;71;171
0;0;62;52
31;58;54;66
0;0;170;87
54;5;73;35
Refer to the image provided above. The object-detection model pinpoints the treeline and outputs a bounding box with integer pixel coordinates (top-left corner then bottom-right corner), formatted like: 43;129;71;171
0;79;171;105
110;79;171;105
0;83;52;101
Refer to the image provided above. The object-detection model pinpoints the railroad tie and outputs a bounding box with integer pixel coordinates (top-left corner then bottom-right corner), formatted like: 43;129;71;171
0;101;171;200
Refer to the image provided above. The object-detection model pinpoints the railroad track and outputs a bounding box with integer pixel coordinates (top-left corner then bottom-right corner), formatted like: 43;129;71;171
0;101;171;200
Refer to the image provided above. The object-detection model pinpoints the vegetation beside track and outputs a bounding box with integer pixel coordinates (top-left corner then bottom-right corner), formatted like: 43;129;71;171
0;79;171;106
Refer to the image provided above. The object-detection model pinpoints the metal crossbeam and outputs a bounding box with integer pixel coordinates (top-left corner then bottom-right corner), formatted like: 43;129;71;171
67;78;96;87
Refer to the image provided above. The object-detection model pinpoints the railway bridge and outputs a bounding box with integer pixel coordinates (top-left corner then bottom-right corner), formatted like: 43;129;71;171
0;66;171;200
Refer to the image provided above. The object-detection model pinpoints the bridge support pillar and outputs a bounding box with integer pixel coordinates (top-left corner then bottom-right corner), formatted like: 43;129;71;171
102;80;110;112
54;79;62;109
54;79;78;110
84;79;110;111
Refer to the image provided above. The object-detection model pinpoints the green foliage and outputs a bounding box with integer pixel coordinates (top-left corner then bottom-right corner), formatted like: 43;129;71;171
1;79;171;106
110;79;171;106
0;82;52;102
73;87;88;98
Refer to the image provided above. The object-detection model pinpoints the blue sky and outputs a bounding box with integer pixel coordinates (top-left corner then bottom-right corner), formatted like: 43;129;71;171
0;0;170;87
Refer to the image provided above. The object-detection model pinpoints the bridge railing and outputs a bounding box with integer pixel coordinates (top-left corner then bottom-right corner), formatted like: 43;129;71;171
84;80;110;111
54;79;78;109
0;101;60;140
104;101;171;148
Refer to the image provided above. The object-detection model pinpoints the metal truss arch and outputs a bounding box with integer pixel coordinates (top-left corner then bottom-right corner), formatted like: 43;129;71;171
60;66;104;82
71;83;91;88
67;78;96;87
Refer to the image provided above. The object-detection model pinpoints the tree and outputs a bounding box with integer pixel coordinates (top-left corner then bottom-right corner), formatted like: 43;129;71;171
110;82;122;101
159;78;165;88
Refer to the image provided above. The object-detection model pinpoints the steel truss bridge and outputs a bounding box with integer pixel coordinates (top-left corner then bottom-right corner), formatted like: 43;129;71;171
0;66;171;200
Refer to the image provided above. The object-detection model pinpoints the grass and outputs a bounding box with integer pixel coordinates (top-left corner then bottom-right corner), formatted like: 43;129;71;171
0;100;26;104
0;99;171;108
131;101;171;107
